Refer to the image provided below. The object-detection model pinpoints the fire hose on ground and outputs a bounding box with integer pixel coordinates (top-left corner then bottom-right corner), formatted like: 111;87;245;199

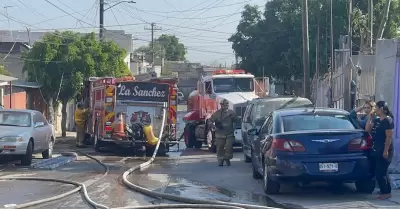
0;107;280;209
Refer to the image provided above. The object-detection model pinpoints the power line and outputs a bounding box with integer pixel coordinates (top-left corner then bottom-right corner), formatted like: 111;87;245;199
160;0;225;34
187;4;244;37
135;8;242;20
135;1;255;14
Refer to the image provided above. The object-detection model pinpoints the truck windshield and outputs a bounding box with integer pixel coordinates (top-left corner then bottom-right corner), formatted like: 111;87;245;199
213;78;254;93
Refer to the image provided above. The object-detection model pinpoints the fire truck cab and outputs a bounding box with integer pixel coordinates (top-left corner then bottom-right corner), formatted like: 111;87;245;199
183;69;269;152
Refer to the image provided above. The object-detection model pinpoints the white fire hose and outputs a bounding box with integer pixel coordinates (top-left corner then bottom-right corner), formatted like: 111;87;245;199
0;106;280;209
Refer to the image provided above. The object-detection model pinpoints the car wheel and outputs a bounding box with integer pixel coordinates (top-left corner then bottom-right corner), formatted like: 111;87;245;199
21;140;33;166
263;162;280;194
244;153;252;163
251;150;262;179
42;140;54;159
243;146;251;163
355;179;375;194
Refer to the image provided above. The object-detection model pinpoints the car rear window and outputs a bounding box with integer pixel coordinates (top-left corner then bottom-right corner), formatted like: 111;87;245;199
282;114;356;132
256;99;313;119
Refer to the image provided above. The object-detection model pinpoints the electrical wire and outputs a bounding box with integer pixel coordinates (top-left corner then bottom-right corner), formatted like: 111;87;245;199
16;0;54;28
186;5;244;37
136;0;254;14
133;8;242;20
71;0;99;30
158;0;225;34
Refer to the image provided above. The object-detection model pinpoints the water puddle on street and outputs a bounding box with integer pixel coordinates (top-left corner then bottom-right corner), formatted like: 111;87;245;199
139;173;290;208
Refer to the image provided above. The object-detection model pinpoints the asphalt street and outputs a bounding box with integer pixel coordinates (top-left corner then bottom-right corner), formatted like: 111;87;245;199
0;105;399;209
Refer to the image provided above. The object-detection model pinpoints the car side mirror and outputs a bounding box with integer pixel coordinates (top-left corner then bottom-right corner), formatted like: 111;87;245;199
34;122;44;128
247;128;258;136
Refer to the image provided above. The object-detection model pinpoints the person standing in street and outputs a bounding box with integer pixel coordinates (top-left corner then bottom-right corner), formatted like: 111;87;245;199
208;99;240;167
74;103;89;148
350;100;376;129
365;101;394;200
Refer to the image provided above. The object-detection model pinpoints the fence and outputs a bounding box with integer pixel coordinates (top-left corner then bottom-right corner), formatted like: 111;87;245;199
312;48;376;110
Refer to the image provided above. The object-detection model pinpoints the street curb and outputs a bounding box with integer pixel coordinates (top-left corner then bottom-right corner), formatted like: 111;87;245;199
31;156;77;170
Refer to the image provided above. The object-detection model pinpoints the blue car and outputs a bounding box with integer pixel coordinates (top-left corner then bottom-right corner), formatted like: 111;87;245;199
247;108;374;194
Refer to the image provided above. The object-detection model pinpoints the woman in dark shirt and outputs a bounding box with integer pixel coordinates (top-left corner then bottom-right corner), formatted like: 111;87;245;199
365;101;394;200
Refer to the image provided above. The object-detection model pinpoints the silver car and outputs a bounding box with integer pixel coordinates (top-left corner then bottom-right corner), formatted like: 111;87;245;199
0;109;55;166
241;96;313;162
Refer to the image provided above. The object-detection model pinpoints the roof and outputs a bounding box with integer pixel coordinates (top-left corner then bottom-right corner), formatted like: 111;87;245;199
0;74;17;82
203;74;254;80
11;81;41;89
252;96;309;102
274;108;349;117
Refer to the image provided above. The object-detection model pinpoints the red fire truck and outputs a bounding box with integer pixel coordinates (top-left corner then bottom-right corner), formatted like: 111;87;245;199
183;69;269;152
82;76;179;155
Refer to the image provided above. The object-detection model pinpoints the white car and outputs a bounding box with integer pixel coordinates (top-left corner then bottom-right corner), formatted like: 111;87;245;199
0;109;55;166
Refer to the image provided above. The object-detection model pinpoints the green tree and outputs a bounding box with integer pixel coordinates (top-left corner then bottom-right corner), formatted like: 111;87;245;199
0;65;11;76
23;31;130;137
134;34;186;63
229;0;400;81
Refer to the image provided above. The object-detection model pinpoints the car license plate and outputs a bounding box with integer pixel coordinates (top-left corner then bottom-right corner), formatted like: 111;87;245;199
319;163;338;172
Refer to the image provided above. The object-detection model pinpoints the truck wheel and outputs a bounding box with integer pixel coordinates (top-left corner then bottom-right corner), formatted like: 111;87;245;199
94;134;104;152
184;125;195;148
194;140;203;149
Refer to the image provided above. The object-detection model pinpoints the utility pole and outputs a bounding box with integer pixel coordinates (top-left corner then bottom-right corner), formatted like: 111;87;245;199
368;0;373;51
144;23;162;65
99;1;136;41
99;0;104;41
348;0;353;57
329;0;334;107
316;4;321;86
301;0;310;99
346;0;354;110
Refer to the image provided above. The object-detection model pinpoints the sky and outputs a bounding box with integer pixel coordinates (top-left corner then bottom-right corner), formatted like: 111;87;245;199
0;0;266;66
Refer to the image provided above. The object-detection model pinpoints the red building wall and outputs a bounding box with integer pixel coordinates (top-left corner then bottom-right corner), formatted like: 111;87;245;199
3;92;27;109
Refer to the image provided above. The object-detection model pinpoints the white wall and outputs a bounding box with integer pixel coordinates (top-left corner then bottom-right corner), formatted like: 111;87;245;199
375;39;397;108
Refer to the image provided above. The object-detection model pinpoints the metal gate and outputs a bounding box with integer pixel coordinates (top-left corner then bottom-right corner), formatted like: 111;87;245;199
331;49;351;109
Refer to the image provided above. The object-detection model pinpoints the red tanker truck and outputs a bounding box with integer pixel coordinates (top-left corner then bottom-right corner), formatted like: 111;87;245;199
183;69;269;152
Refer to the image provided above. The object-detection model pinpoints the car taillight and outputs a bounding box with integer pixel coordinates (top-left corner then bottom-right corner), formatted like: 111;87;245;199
365;135;372;148
348;137;369;151
272;139;305;152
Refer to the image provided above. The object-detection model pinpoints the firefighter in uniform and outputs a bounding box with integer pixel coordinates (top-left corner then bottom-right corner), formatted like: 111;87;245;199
208;99;240;166
74;103;89;148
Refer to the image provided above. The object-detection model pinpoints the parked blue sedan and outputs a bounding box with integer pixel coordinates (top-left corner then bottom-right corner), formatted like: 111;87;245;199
248;108;375;194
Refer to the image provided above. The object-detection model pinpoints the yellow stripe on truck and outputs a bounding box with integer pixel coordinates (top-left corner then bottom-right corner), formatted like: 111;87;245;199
170;105;177;124
105;112;115;122
106;86;115;96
